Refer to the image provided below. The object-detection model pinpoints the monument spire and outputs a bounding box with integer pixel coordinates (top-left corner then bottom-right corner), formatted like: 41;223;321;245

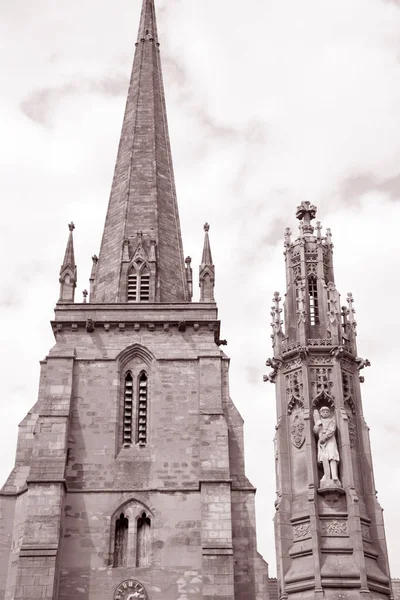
93;0;188;303
266;203;392;600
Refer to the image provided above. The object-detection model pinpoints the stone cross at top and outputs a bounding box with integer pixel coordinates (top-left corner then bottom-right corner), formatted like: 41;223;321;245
204;223;210;232
68;222;75;232
296;201;317;235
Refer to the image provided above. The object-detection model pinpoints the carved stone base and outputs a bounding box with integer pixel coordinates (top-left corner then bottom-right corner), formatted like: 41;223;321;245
318;481;345;497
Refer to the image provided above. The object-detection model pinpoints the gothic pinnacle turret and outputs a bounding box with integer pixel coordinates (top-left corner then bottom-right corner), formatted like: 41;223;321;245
266;202;392;600
92;0;187;303
59;222;77;303
199;223;215;302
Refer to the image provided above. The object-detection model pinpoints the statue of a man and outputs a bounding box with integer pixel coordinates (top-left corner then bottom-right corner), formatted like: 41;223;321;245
313;406;340;487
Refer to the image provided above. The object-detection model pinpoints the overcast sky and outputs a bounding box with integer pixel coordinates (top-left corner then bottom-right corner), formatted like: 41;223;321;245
1;0;400;578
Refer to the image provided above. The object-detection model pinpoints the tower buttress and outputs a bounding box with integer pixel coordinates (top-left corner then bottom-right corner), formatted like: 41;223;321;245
59;222;77;303
266;203;392;600
199;223;215;302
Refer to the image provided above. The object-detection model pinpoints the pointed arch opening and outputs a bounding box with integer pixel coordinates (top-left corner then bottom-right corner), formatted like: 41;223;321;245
137;371;148;446
123;372;133;447
136;511;151;567
127;261;150;303
113;512;129;567
308;276;319;326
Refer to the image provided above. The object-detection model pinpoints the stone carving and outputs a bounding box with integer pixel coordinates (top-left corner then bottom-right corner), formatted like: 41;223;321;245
284;227;292;249
293;264;302;280
291;252;301;265
296;201;317;234
293;522;311;539
309;356;332;365
310;367;334;404
114;579;148;600
306;262;317;276
313;407;341;488
270;292;283;342
290;410;305;449
361;523;371;541
323;264;330;282
296;282;307;324
355;356;371;383
286;370;303;414
282;341;301;353
263;357;282;384
307;338;333;347
321;519;347;535
85;318;95;333
326;282;340;329
342;371;356;415
283;357;302;372
348;418;357;448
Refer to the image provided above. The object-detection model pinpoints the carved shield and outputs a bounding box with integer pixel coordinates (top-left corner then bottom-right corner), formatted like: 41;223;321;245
290;414;305;449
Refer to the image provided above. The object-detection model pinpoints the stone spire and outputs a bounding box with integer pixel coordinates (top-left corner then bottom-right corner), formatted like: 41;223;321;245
92;0;188;303
59;222;77;303
199;223;215;302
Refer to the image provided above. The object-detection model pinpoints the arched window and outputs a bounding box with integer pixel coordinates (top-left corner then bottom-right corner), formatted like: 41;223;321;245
308;277;319;325
114;513;129;567
136;512;151;567
137;372;148;446
127;262;150;303
123;373;133;447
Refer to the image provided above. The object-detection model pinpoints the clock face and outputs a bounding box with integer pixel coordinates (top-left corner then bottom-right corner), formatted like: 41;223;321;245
114;580;148;600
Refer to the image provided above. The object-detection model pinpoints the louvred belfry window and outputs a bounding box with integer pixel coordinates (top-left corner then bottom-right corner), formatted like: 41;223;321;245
308;277;319;325
137;372;148;445
127;262;150;302
123;373;133;446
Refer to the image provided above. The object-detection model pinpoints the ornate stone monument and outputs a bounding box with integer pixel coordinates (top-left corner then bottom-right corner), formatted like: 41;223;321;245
265;202;392;600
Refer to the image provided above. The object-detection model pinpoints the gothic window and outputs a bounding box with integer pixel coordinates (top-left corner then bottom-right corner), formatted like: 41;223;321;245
127;272;138;302
308;277;319;325
136;512;151;567
137;372;148;445
113;513;129;567
127;262;150;302
123;373;133;447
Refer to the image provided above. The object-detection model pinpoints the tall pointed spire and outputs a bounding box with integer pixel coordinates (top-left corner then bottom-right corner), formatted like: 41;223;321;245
199;223;215;302
92;0;187;303
137;0;158;43
59;222;77;303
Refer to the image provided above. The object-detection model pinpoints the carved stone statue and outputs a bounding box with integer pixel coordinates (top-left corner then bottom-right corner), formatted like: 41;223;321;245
313;406;341;487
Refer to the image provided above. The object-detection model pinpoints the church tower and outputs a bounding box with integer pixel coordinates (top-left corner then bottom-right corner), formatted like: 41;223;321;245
0;1;269;599
266;202;392;600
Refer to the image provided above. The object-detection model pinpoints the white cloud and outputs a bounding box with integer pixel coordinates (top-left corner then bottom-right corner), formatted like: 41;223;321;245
1;0;400;579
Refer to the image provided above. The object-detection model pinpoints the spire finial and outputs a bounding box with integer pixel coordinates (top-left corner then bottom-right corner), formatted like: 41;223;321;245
68;222;75;232
201;223;213;266
137;0;159;44
296;201;317;235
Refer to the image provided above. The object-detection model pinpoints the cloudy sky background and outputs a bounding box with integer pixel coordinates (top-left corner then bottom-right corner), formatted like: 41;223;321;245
1;0;400;577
